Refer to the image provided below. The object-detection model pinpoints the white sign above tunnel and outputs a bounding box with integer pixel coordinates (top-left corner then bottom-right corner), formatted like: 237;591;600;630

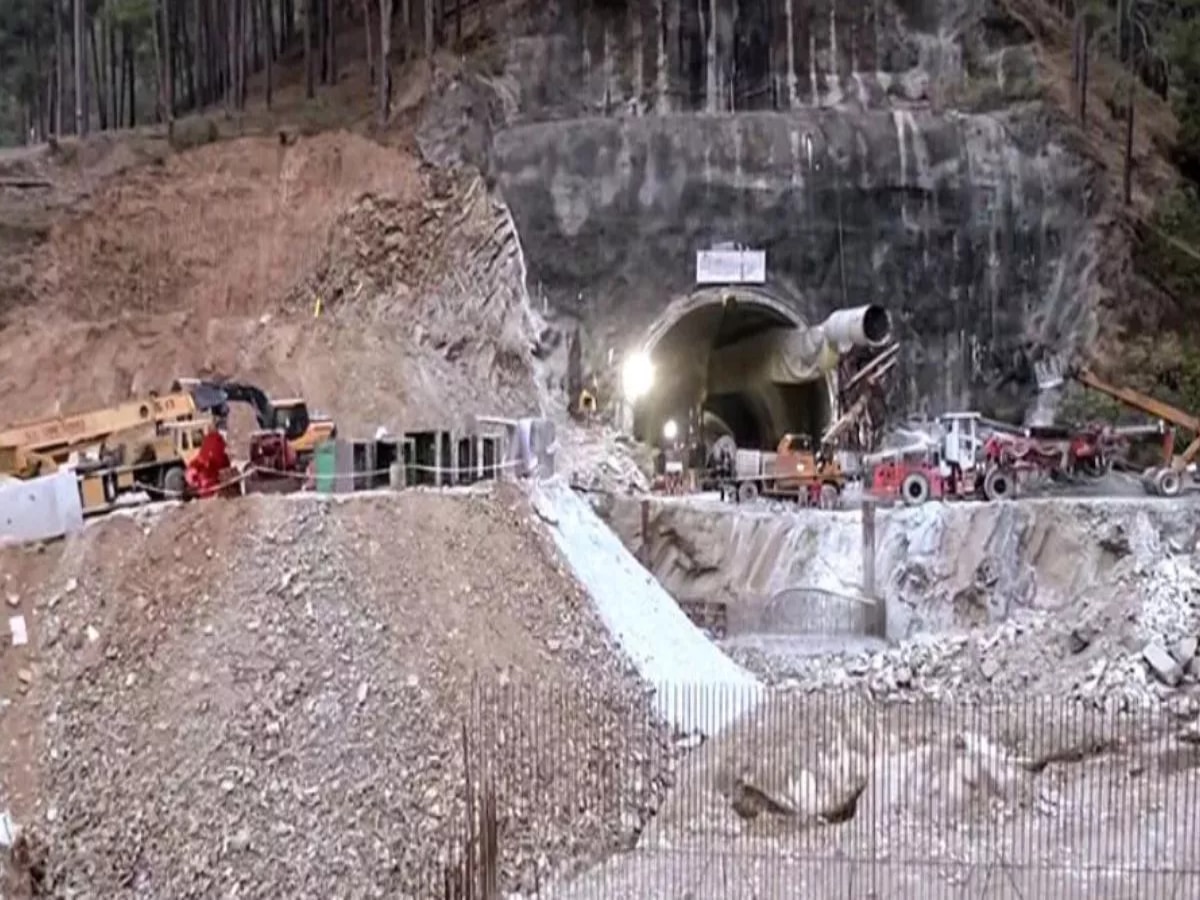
695;248;766;285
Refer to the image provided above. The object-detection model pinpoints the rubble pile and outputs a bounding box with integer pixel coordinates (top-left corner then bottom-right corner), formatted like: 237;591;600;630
0;491;674;896
726;608;1200;707
557;424;652;497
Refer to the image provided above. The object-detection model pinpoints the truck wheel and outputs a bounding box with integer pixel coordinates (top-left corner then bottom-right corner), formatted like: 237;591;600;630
1156;468;1183;497
983;467;1015;502
737;481;759;503
1141;467;1161;495
162;466;188;500
819;482;840;510
901;472;931;506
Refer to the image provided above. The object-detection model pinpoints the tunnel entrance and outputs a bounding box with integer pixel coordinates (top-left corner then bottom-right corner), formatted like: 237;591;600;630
629;288;834;452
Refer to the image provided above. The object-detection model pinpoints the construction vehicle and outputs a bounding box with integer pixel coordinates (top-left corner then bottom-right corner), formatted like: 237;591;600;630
0;391;201;480
172;378;336;465
73;418;222;514
722;433;846;508
1035;359;1196;496
866;411;1130;505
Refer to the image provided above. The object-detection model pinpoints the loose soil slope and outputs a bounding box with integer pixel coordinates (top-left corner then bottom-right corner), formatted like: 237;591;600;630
0;130;542;435
0;488;672;897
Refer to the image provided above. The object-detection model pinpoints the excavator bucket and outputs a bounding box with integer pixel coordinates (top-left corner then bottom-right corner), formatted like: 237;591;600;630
1033;355;1067;392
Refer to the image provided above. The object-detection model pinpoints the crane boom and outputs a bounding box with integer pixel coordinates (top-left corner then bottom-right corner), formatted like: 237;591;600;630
0;392;199;459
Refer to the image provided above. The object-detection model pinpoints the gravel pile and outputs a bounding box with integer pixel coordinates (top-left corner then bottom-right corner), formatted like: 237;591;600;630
0;489;674;897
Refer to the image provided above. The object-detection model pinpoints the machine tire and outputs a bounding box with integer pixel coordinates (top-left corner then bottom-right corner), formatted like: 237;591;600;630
1142;467;1161;495
819;482;840;510
983;467;1015;502
161;466;188;500
900;472;931;506
1156;468;1183;497
737;480;759;503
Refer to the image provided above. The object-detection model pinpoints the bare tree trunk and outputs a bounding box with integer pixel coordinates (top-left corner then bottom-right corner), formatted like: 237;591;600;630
239;0;249;109
74;0;87;135
327;0;337;85
316;0;326;82
363;0;375;85
251;0;261;73
108;5;119;127
1123;64;1135;206
263;0;274;107
1079;33;1089;124
282;0;293;52
225;0;235;109
163;0;175;123
151;1;165;121
423;0;433;58
180;1;196;110
400;0;409;61
378;0;393;126
126;25;136;125
55;0;64;136
304;0;314;97
89;18;108;130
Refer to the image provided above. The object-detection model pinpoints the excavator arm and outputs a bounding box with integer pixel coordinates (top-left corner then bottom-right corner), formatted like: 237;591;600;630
172;378;316;444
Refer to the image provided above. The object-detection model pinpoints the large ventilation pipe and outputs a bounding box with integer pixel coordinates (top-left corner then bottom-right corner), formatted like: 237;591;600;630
706;304;893;394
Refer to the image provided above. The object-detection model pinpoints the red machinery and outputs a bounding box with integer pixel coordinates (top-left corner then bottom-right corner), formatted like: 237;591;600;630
244;431;302;494
867;414;1129;506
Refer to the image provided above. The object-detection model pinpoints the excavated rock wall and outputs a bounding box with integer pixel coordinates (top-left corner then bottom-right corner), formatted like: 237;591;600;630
422;0;1108;420
611;495;1200;643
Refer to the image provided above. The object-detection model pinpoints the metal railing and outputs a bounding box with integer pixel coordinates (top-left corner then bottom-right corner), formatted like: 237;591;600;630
398;683;1200;898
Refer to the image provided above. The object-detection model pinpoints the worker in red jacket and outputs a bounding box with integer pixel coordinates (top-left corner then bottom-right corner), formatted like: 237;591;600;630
185;426;232;498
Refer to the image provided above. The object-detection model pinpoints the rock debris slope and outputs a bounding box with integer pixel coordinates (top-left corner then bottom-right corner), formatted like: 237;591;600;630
0;490;673;897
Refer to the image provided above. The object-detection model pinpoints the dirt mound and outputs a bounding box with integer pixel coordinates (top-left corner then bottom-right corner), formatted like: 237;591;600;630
0;489;673;896
29;132;421;320
0;131;544;434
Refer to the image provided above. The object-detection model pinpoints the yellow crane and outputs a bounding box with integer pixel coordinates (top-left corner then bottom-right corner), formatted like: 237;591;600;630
0;391;201;478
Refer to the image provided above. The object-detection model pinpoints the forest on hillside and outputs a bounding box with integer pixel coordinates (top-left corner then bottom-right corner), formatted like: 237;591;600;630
0;0;475;145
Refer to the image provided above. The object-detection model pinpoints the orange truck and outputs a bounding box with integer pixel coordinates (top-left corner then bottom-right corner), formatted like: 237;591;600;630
724;434;846;508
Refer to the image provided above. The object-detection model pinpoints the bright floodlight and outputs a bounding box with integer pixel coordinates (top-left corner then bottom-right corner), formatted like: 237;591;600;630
622;352;655;402
662;419;679;442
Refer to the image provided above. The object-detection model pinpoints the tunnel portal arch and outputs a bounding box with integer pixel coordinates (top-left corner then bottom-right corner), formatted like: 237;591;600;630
629;285;837;453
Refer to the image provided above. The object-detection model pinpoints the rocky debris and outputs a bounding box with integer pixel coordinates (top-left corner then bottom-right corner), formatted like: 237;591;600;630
726;607;1200;707
1144;642;1183;686
557;424;651;497
3;490;675;897
288;169;543;429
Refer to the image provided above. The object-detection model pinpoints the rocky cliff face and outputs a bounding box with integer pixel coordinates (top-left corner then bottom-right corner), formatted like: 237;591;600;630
425;0;1106;421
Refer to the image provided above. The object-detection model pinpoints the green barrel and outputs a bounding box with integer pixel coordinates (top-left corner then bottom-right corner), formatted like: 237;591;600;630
313;441;337;494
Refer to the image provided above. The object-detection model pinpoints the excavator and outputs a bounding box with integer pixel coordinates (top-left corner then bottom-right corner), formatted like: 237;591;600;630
1036;358;1197;496
171;378;336;465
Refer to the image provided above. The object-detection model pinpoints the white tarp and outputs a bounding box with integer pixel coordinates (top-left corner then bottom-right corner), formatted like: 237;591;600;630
0;471;84;547
695;248;766;284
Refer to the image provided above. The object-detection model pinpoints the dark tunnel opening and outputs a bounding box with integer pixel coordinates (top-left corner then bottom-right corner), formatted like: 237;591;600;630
629;295;834;452
860;305;890;345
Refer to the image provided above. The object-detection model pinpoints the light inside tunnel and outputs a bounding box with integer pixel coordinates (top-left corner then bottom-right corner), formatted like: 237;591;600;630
629;292;835;453
621;351;655;402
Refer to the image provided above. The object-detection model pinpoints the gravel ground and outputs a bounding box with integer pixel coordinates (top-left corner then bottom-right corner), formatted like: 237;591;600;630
0;488;675;897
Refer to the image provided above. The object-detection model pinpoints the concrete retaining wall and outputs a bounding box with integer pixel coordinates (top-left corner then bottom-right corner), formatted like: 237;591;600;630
0;472;84;547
